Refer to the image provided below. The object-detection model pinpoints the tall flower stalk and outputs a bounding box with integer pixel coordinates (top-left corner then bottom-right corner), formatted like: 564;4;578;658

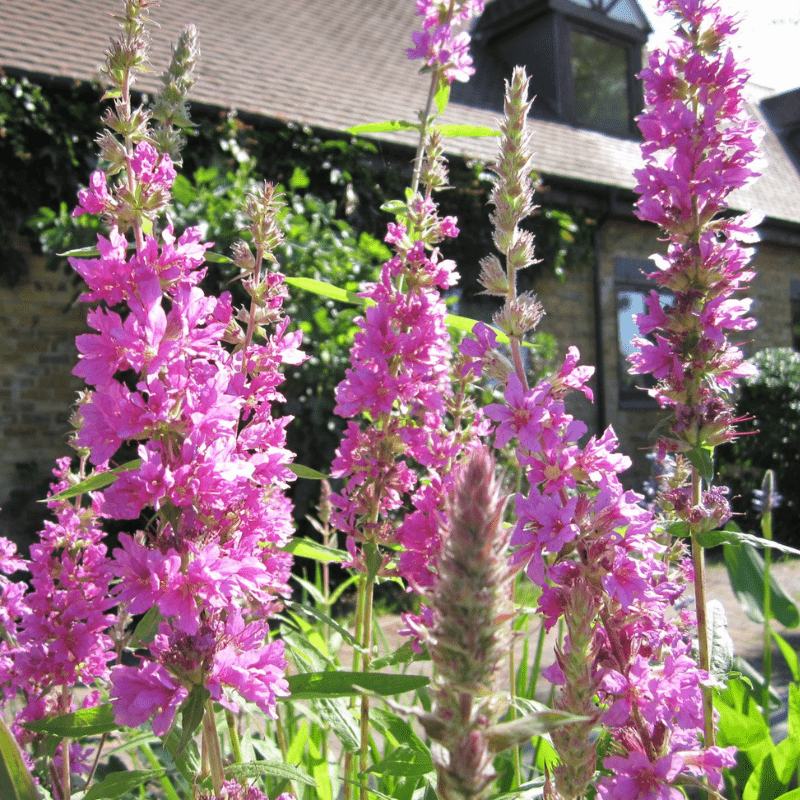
0;3;302;796
628;0;764;757
466;66;736;800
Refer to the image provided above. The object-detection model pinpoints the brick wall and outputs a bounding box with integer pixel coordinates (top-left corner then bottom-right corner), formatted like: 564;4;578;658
0;239;87;516
536;218;800;491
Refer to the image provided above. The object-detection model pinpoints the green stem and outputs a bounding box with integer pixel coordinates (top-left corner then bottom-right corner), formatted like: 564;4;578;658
358;543;380;800
410;75;439;196
761;504;774;724
225;708;243;766
690;467;721;800
140;742;182;800
508;585;522;788
202;699;225;795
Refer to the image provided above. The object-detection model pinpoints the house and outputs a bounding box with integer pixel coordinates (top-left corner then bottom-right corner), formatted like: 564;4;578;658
1;0;799;504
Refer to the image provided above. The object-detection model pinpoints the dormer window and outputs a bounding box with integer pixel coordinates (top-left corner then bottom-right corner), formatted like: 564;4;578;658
569;26;631;135
463;0;651;138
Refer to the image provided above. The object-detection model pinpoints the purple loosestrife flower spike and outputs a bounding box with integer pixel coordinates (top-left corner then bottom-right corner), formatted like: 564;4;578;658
469;61;735;800
630;0;764;765
629;0;763;456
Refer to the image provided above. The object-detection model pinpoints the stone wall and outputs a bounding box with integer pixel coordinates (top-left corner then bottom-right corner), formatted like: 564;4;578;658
0;239;87;536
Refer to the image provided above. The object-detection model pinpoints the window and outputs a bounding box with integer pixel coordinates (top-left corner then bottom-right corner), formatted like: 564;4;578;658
615;258;668;408
569;27;631;136
470;0;650;137
791;280;800;351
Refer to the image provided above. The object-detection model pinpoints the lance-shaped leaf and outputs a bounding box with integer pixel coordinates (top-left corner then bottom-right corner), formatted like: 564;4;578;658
289;463;329;480
433;123;499;137
364;743;434;777
225;761;316;787
706;599;734;688
43;459;142;502
284;276;365;306
280;538;349;563
347;120;419;134
285;671;428;700
484;709;592;753
22;704;120;738
724;543;800;628
0;718;41;800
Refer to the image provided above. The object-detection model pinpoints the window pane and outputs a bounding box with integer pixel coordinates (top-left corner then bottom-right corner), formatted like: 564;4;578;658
617;287;657;403
570;28;630;136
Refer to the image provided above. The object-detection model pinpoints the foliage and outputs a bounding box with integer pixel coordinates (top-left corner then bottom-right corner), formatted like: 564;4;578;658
717;348;800;548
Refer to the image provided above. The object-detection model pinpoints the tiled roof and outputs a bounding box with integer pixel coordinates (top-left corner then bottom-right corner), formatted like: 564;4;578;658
2;0;799;225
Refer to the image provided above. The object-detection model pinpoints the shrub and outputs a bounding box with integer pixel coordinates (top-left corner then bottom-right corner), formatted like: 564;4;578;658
717;347;800;547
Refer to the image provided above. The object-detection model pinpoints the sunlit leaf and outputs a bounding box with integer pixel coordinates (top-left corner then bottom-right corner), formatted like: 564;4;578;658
22;704;120;738
433;124;499;137
284;276;365;305
347;120;419;134
724;543;800;628
0;718;41;800
285;671;428;700
281;538;349;563
43;460;142;502
289;463;329;480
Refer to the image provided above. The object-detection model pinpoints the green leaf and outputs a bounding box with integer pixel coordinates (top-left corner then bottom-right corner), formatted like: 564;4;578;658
347;120;419;134
724;543;800;628
285;600;361;650
773;629;800;682
707;599;734;688
161;725;201;785
789;683;800;740
22;703;120;738
285;671;428;700
57;245;102;258
685;445;714;483
744;737;800;800
0;718;41;800
284;276;365;306
82;769;165;800
433;123;500;138
43;460;142;502
369;642;429;671
289;463;329;480
447;314;543;351
203;251;235;264
315;697;360;753
434;79;450;116
175;686;209;757
775;789;800;800
281;537;349;563
717;526;800;557
714;698;771;755
225;761;316;787
365;744;434;777
131;605;163;647
289;166;310;190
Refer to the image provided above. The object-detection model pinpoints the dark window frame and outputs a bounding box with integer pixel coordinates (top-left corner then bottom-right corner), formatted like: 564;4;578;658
560;19;640;137
615;257;669;409
791;279;800;352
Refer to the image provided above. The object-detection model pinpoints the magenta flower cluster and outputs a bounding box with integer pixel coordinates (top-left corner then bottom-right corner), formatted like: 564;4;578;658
406;0;486;83
0;458;114;779
1;140;304;744
477;346;735;797
331;189;485;589
629;0;763;458
77;144;302;734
